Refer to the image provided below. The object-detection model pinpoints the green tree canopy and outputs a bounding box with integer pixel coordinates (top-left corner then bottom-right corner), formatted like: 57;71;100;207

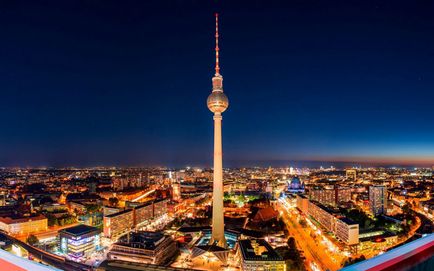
26;234;39;246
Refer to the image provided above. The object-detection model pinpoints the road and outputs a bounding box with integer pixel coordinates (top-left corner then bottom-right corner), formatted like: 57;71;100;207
132;189;156;202
1;232;92;271
277;200;343;271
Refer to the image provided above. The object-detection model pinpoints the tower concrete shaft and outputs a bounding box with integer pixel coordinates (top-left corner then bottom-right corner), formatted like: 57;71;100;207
206;13;228;249
210;113;227;248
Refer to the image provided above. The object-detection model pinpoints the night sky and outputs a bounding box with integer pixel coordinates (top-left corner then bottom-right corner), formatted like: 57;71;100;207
1;0;434;167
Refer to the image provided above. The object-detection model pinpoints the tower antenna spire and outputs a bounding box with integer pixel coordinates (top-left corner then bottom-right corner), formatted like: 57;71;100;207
215;13;220;75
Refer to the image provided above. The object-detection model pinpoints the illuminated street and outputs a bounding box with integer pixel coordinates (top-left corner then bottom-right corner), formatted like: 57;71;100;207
277;197;344;271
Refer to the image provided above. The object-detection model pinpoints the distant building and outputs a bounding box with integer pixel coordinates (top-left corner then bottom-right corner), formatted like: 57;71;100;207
369;185;387;216
346;169;357;181
309;187;351;207
108;231;178;265
0;215;47;235
172;182;181;201
238;239;285;271
59;224;101;260
286;176;305;193
88;182;97;193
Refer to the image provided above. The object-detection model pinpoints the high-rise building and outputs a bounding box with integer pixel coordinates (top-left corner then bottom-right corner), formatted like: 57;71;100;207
369;185;387;216
207;13;229;249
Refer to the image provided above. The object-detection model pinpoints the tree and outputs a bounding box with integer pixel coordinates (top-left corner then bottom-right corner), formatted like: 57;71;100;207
47;216;58;226
108;197;119;207
287;237;296;248
26;234;39;246
402;203;412;214
298;219;307;228
86;204;101;214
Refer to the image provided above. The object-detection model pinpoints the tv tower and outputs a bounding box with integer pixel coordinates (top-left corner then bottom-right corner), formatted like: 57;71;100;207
207;13;229;249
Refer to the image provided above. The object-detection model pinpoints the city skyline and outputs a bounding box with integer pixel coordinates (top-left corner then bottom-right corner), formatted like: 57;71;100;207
1;1;434;167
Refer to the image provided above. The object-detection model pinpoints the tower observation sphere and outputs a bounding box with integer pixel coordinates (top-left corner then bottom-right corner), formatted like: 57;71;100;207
207;81;229;113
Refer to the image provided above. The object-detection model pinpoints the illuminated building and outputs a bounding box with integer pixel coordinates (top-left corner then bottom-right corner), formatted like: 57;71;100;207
369;185;387;216
0;215;47;235
286;176;305;193
172;181;181;201
207;13;229;249
309;187;351;207
152;198;168;218
58;224;101;259
104;209;134;240
346;169;357;181
296;194;309;214
358;230;398;252
238;239;285;271
108;231;177;265
104;199;168;240
335;218;359;246
297;195;359;245
133;202;153;229
341;234;434;271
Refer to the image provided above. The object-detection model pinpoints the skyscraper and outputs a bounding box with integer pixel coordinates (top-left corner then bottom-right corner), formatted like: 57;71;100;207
369;185;387;216
207;13;229;249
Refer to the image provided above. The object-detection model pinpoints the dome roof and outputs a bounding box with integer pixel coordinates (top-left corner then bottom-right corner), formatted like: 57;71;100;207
290;176;301;185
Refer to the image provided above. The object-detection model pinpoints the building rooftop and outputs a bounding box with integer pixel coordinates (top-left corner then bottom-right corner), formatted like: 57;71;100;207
105;208;133;218
115;231;167;250
238;239;283;262
177;226;211;233
135;202;153;210
0;214;46;224
252;206;279;223
60;224;100;236
340;217;358;225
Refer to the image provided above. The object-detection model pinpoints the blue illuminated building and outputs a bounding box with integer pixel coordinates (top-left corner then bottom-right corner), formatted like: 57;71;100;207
58;224;101;260
195;230;238;249
191;230;239;263
286;176;305;194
